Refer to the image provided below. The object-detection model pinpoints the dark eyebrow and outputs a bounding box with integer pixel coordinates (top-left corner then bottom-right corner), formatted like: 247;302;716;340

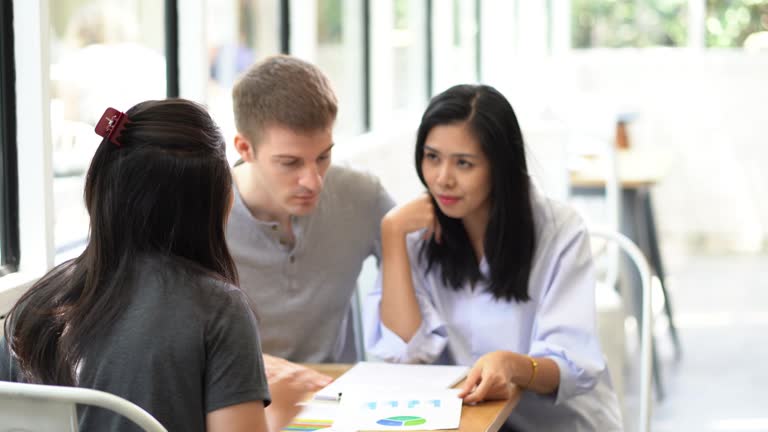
424;145;479;159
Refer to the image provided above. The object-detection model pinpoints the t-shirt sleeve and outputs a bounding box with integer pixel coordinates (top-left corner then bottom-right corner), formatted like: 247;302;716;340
204;288;271;413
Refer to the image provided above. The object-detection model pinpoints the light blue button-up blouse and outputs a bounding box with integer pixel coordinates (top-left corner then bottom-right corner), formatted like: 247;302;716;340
364;188;623;431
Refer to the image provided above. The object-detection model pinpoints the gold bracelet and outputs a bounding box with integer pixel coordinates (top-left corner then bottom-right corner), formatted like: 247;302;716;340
523;356;538;389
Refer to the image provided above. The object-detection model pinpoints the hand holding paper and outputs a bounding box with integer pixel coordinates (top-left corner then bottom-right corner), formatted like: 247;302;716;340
314;362;468;402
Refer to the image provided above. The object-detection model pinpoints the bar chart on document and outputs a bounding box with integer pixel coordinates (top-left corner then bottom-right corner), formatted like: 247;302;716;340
333;390;463;431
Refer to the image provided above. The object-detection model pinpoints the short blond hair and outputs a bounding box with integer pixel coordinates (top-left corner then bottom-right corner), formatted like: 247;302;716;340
233;55;338;144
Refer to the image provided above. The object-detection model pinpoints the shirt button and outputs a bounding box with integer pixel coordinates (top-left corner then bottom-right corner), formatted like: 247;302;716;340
271;225;278;231
289;255;295;263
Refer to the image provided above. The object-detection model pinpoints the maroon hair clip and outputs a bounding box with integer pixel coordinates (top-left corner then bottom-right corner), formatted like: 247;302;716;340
95;107;131;147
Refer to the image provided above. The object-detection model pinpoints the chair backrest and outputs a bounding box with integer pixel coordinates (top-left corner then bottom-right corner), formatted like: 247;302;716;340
590;228;653;432
0;381;167;432
350;255;382;362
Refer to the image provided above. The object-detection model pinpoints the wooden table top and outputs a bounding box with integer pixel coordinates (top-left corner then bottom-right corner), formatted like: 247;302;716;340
304;363;520;432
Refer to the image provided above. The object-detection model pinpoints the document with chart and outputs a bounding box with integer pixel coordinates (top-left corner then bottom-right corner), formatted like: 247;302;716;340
313;362;469;402
332;390;463;431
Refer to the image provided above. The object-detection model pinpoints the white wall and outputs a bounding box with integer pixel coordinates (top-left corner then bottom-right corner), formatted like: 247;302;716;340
334;123;422;205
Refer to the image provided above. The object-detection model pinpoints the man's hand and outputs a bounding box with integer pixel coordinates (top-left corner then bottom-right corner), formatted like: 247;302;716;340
264;372;305;432
263;354;333;392
263;355;334;432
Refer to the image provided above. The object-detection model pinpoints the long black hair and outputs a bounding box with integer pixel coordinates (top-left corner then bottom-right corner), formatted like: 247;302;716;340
416;84;535;302
4;99;238;385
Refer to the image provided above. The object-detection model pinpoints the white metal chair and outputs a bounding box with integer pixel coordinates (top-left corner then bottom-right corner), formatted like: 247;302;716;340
590;228;653;432
0;381;167;432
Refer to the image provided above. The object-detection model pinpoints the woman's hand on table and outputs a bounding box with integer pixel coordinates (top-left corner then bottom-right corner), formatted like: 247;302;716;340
458;351;517;404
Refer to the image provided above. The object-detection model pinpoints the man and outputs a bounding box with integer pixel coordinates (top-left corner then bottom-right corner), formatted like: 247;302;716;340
228;55;395;388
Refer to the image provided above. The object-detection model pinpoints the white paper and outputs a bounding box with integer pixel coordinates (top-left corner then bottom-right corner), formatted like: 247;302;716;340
332;390;463;431
314;362;468;401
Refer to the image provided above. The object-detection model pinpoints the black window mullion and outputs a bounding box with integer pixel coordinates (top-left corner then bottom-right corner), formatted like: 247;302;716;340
0;0;19;275
280;0;291;54
165;0;180;97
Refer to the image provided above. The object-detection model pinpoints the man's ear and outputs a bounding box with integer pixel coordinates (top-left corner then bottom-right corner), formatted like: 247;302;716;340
234;134;257;162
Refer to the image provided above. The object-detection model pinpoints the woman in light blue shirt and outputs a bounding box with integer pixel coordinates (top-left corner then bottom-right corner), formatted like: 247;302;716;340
364;84;622;431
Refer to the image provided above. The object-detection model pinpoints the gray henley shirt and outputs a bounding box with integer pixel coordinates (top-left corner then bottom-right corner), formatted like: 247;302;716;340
226;164;395;362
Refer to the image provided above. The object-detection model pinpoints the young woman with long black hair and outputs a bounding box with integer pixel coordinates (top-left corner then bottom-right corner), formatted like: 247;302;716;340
1;99;302;432
365;85;622;431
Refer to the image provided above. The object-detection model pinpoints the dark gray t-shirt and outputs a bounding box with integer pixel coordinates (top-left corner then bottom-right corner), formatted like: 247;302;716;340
0;255;270;432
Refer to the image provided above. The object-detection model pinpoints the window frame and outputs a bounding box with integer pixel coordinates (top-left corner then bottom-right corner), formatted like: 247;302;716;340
363;0;372;130
0;0;20;276
426;0;434;98
1;0;56;306
281;0;291;53
166;0;180;97
475;0;481;81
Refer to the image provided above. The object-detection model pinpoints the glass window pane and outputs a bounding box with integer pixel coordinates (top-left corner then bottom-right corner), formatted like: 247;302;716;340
432;0;478;94
392;0;427;110
316;0;366;136
571;0;688;48
206;0;281;163
50;0;167;262
706;0;768;48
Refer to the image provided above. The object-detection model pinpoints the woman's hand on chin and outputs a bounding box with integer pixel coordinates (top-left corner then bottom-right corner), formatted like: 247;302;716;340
382;194;442;243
